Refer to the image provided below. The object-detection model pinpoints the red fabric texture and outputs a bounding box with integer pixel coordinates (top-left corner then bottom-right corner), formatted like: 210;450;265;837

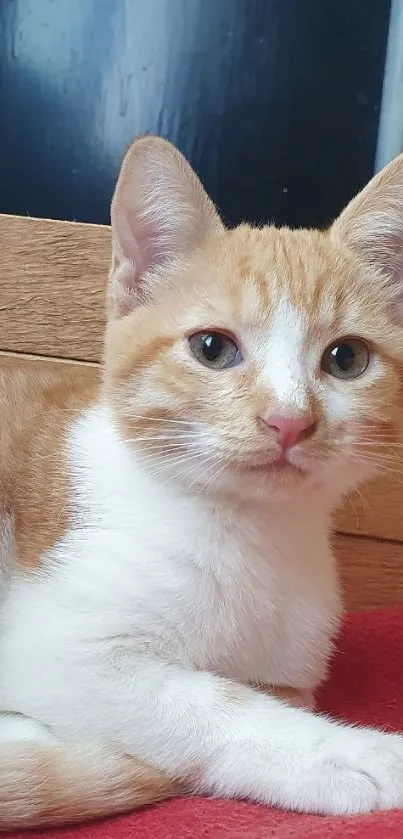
9;607;403;838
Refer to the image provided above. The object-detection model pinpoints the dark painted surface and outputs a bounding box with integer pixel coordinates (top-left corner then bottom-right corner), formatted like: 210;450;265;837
0;0;391;228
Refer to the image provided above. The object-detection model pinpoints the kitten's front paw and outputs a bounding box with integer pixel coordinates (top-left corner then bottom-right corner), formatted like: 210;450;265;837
310;728;403;815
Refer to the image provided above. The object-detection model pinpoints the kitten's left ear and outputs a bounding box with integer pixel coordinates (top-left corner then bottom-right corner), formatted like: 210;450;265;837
109;135;223;317
331;153;403;315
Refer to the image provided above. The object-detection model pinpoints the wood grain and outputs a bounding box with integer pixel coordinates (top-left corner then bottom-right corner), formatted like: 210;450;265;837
1;212;403;610
0;350;98;369
0;353;99;407
337;474;403;543
0;214;109;361
335;534;403;611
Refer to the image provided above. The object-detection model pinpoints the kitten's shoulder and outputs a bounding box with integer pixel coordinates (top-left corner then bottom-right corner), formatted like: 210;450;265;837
0;364;100;569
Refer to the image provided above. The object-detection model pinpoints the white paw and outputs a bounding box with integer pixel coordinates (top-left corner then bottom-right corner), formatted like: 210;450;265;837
306;727;403;815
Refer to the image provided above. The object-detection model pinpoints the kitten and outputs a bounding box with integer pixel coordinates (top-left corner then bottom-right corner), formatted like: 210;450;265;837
0;136;403;829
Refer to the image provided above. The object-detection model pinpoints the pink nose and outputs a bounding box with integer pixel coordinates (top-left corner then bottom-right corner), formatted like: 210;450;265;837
262;412;315;448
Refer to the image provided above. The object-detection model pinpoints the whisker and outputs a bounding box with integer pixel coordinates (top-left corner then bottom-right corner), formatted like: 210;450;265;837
130;415;195;426
135;448;205;469
346;446;402;461
151;454;221;490
198;459;229;496
187;452;225;492
350;455;403;481
346;494;360;529
355;486;371;515
139;448;219;481
357;445;403;450
132;437;196;445
353;453;402;467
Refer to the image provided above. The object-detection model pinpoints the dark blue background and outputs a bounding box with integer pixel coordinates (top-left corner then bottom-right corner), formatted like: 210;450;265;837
0;0;391;228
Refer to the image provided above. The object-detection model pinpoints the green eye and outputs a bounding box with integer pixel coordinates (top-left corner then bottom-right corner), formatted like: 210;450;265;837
321;338;370;380
188;331;242;370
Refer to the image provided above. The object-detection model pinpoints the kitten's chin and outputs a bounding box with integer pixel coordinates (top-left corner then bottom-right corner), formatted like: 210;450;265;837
214;456;312;500
241;457;304;479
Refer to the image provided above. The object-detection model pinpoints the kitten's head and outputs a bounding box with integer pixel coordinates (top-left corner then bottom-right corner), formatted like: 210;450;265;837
104;136;403;503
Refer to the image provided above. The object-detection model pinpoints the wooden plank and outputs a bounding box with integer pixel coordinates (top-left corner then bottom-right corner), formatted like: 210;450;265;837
335;534;403;611
0;352;99;385
0;214;109;362
0;350;98;369
337;473;403;543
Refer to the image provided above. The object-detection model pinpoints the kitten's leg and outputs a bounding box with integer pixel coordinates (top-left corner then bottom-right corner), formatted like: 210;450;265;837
102;657;403;815
258;684;315;710
0;712;175;829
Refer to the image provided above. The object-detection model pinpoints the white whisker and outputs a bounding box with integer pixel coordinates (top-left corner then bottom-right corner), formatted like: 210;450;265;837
198;459;230;496
130;415;195;426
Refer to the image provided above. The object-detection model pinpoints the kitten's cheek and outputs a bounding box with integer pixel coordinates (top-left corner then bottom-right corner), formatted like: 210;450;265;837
324;390;352;424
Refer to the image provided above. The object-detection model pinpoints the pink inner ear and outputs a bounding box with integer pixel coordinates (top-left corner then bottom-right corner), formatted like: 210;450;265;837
130;214;170;272
114;178;183;278
112;205;163;296
109;137;223;316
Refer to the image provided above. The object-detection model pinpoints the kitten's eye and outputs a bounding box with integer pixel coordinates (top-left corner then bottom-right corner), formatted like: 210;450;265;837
321;338;370;380
188;331;242;369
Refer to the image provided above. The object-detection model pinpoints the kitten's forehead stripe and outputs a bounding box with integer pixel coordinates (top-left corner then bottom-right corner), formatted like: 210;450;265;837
261;298;309;412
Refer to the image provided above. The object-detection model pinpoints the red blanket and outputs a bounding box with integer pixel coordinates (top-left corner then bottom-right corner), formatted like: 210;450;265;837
9;607;403;838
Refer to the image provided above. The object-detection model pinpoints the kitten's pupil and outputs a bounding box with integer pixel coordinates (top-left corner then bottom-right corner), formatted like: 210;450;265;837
331;343;354;371
202;334;223;361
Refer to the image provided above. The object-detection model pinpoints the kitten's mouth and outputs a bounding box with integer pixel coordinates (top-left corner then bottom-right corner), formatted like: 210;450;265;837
240;455;305;477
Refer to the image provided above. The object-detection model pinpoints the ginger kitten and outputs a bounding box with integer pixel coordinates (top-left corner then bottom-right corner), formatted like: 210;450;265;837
1;136;403;828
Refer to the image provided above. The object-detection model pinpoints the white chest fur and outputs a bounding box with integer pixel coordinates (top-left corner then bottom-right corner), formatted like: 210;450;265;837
64;407;341;686
0;406;341;732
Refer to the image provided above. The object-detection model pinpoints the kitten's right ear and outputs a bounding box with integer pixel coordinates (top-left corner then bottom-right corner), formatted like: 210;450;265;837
331;152;403;317
109;135;223;318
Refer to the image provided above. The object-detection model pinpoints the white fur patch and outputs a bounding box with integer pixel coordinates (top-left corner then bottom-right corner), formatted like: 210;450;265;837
261;298;309;411
0;713;56;745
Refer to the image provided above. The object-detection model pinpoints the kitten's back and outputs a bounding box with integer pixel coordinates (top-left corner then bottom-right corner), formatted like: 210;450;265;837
0;366;99;569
